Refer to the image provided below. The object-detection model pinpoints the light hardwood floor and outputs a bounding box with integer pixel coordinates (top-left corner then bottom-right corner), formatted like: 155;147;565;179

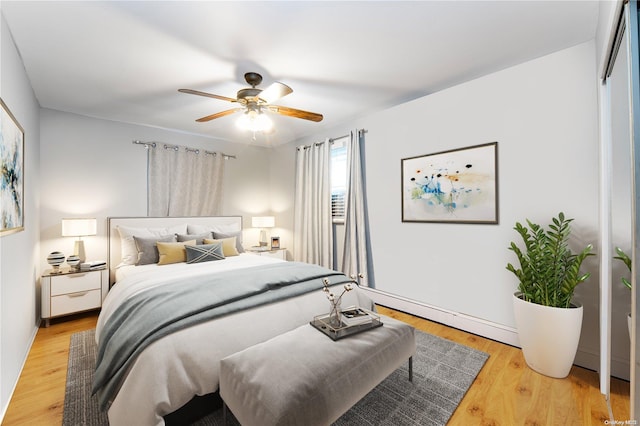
1;307;631;425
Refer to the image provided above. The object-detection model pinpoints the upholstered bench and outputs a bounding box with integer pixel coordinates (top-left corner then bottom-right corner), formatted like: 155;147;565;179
219;315;416;426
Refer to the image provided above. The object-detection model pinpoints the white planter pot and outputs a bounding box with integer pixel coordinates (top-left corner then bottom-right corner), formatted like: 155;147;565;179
513;293;583;379
629;313;632;340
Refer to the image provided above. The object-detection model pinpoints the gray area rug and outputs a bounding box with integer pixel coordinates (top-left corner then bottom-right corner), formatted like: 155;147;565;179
63;328;488;425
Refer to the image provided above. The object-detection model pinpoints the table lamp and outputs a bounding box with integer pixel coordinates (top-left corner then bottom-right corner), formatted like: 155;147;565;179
61;218;97;262
252;216;275;247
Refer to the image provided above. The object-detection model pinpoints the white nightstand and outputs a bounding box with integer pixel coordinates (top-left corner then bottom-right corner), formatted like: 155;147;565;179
247;248;287;260
41;267;109;327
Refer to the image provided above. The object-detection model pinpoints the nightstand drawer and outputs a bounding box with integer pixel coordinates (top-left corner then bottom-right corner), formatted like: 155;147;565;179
51;272;101;296
247;248;287;260
51;289;102;316
259;250;286;260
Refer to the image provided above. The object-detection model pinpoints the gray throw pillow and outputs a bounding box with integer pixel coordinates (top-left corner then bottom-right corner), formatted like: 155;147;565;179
134;235;176;265
212;231;245;253
186;243;225;264
176;232;212;245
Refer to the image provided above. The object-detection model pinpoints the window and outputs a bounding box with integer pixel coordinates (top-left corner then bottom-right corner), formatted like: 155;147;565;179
330;137;348;221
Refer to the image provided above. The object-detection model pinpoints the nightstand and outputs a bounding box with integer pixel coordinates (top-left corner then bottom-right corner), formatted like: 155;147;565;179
41;267;109;327
247;248;287;260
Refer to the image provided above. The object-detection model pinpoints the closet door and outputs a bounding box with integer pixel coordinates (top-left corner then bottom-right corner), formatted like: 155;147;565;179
610;0;633;386
629;1;640;418
602;2;638;417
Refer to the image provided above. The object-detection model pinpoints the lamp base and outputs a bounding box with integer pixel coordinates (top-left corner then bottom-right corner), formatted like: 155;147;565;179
74;240;87;263
259;229;268;247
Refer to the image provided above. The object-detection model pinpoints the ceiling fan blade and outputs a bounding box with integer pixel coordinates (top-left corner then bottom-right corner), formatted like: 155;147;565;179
196;108;242;122
258;82;293;104
268;105;323;122
179;88;237;103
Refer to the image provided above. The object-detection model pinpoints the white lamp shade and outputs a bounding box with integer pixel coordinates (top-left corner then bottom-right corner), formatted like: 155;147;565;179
61;218;97;237
252;216;275;228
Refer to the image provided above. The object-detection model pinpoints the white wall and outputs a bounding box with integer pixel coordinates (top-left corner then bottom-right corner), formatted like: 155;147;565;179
272;41;610;372
0;11;42;419
39;109;273;270
369;40;599;324
268;142;296;257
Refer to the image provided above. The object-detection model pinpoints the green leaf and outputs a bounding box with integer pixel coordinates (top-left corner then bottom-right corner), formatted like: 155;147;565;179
614;247;632;290
506;212;594;308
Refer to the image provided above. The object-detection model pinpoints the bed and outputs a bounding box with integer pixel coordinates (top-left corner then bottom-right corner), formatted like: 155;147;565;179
95;216;373;425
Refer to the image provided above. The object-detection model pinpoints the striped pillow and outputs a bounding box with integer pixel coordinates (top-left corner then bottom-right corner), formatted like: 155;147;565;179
185;242;225;264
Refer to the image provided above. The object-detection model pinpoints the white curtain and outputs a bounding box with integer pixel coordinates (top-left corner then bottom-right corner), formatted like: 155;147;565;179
148;145;224;216
293;139;333;268
341;130;372;287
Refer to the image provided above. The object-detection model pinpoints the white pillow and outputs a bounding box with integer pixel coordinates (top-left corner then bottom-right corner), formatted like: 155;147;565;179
117;224;187;266
187;223;241;234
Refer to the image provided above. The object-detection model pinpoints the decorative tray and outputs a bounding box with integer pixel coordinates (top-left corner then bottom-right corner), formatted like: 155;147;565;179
310;307;382;341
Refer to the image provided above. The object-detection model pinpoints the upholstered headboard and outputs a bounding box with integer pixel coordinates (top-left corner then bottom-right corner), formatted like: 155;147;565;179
107;216;243;284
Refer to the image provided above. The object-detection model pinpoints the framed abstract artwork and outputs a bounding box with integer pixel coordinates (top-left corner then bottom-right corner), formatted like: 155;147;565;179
1;98;25;236
401;142;498;224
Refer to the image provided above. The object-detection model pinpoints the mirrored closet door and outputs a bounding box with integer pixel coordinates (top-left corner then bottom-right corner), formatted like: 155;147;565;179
603;1;640;419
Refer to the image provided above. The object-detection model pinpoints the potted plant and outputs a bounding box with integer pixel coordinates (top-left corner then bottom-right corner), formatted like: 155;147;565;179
614;246;632;337
506;212;594;378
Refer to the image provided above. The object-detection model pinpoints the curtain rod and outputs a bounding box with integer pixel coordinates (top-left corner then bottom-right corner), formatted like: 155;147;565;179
329;129;367;143
297;129;367;150
132;140;237;160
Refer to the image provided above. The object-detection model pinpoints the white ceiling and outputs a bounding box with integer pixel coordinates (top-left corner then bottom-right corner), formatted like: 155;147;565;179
1;1;599;146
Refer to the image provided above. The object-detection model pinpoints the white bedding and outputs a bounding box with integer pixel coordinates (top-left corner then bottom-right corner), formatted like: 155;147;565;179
114;252;272;283
96;254;372;426
99;254;282;339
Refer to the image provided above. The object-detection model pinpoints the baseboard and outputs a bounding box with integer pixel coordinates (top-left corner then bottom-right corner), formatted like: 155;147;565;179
359;287;619;378
610;353;632;381
0;324;39;423
360;287;520;346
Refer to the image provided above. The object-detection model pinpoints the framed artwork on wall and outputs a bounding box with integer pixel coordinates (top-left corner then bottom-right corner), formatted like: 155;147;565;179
0;98;25;236
401;142;498;224
271;236;280;249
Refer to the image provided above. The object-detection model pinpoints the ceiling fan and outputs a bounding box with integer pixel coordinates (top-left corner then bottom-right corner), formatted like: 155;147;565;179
179;72;323;131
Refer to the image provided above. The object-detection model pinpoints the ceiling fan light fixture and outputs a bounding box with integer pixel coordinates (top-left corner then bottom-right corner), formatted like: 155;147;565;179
236;110;273;133
180;71;322;127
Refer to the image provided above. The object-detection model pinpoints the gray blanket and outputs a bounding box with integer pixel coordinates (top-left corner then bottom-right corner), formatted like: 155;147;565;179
92;261;350;410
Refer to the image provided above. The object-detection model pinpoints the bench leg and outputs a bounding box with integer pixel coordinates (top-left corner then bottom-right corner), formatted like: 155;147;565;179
409;356;413;382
